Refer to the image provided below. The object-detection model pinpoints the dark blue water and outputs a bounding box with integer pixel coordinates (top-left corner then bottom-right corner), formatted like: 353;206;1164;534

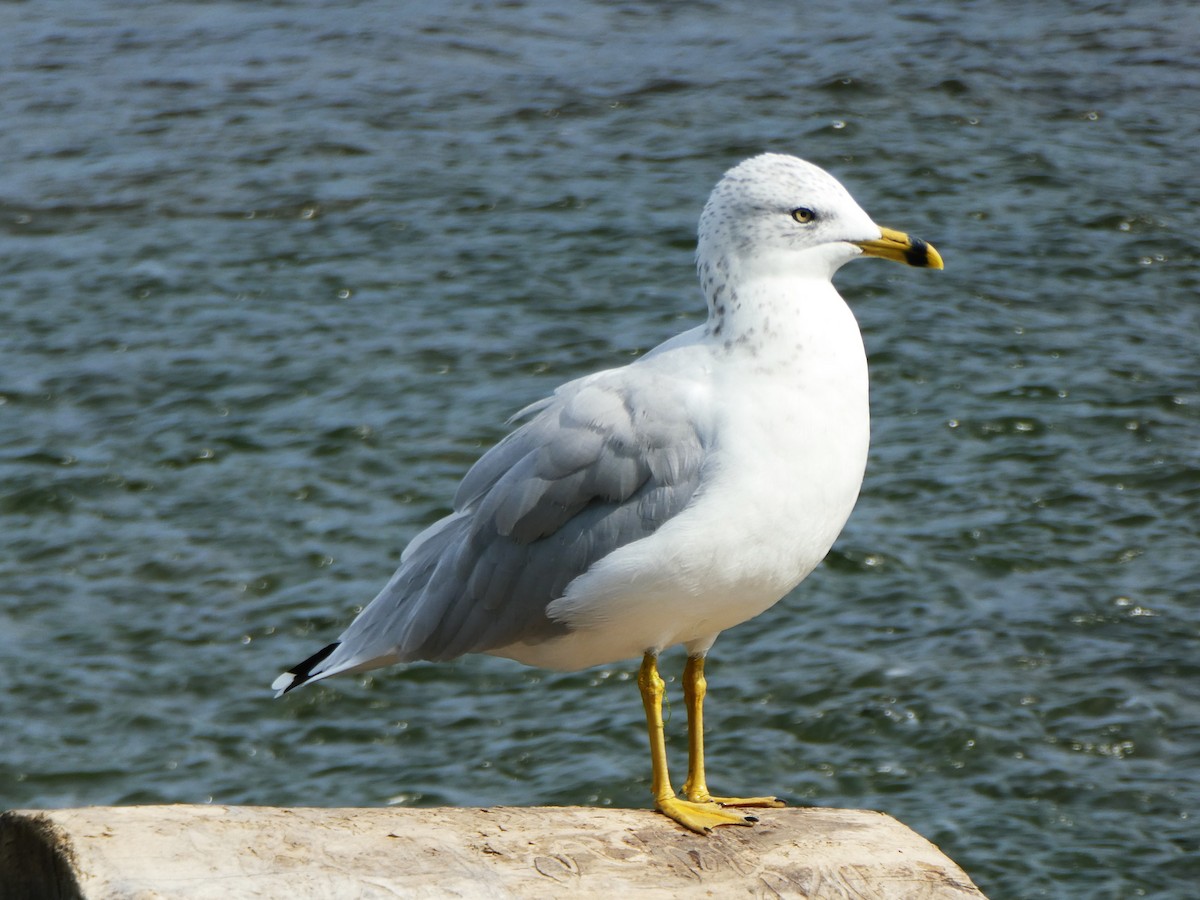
2;2;1198;897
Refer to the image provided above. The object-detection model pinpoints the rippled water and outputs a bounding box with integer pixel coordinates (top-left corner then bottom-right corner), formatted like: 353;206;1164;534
2;2;1198;897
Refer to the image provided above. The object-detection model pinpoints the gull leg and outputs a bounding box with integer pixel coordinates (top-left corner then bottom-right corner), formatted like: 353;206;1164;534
681;654;785;809
637;653;756;834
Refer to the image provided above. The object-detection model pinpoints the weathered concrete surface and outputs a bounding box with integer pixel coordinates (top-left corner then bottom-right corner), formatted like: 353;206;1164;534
0;805;987;899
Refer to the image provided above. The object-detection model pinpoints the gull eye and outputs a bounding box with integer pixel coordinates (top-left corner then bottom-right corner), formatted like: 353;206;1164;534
791;207;816;224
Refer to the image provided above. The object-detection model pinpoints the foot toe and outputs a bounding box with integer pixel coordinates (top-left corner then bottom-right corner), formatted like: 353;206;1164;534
710;795;786;809
656;796;758;834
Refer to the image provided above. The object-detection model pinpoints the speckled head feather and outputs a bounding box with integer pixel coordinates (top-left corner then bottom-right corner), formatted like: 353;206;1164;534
695;154;882;316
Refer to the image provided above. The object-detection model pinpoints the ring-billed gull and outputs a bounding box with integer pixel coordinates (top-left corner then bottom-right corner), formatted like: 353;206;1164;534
273;153;943;834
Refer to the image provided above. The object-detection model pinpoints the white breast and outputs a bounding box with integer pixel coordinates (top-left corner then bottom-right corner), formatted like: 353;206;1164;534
497;278;870;671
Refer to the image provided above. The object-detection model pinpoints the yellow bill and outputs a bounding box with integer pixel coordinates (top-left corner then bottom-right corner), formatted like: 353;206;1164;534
855;227;944;269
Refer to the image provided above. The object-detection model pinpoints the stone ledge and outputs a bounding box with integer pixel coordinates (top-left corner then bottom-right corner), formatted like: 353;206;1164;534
0;805;987;899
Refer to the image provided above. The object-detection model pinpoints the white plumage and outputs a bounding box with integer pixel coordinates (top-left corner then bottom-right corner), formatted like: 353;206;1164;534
271;153;942;833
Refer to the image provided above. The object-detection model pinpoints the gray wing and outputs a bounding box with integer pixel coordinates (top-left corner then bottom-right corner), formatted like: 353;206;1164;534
331;367;710;669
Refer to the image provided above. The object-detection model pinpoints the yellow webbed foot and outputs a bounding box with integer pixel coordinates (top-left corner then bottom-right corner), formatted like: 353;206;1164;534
704;794;786;809
656;795;759;834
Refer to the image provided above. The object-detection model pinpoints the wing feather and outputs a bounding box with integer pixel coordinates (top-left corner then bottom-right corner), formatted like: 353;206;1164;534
311;365;711;676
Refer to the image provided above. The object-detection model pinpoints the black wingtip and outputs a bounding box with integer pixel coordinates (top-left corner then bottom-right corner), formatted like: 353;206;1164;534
272;641;340;696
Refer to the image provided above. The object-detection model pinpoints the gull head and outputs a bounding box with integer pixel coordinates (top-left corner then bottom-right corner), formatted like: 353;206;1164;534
696;153;942;294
